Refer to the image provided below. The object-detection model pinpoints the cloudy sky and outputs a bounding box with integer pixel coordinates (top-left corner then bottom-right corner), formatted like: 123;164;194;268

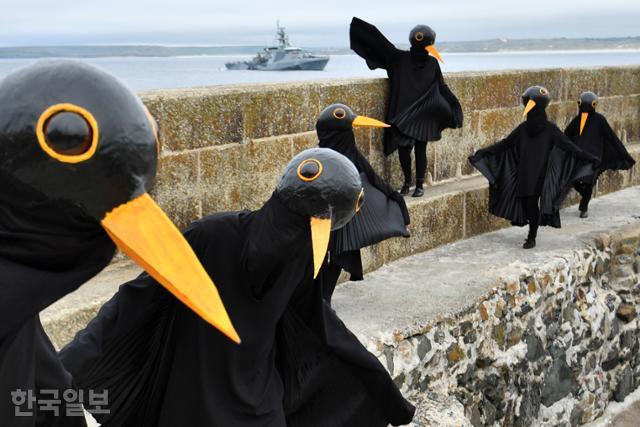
1;0;639;47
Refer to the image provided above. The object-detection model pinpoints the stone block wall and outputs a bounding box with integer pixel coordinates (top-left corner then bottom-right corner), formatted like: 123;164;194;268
374;224;640;426
140;66;640;272
142;68;640;222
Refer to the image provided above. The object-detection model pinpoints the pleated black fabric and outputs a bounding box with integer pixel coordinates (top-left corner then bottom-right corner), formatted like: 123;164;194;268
565;111;635;183
350;17;463;156
280;269;415;427
318;129;409;284
60;193;415;426
469;115;597;228
334;173;409;253
0;169;115;426
390;83;454;144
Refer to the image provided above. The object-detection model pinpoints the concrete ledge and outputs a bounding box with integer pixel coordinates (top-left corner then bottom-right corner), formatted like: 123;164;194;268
332;186;640;426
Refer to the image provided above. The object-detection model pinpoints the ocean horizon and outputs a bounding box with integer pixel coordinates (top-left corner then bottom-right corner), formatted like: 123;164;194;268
1;50;639;91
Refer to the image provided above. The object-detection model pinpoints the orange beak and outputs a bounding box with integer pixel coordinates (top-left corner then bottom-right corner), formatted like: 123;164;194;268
425;45;444;63
579;112;589;136
352;115;390;128
101;193;240;344
523;99;536;117
310;216;332;279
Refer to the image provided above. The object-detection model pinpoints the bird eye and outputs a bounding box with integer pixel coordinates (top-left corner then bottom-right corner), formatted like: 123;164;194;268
539;88;548;96
577;100;582;106
36;103;99;164
592;100;597;108
332;108;346;120
415;32;424;42
355;188;364;213
297;159;323;182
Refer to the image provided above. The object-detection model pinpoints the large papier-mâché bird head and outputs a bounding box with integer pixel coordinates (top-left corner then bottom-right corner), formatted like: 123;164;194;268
0;60;239;343
522;85;550;117
315;103;390;133
276;148;362;278
409;24;443;63
577;91;598;135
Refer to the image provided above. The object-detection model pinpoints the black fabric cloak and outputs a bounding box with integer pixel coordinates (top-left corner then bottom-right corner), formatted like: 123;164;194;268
564;111;635;183
318;129;410;283
469;110;597;228
59;193;415;426
0;170;115;427
350;17;463;155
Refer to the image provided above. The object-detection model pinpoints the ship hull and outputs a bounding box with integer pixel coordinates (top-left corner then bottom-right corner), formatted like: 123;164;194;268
225;57;329;71
255;57;329;71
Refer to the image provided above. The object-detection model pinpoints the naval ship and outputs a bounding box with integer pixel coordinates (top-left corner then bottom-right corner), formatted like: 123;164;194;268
225;23;329;71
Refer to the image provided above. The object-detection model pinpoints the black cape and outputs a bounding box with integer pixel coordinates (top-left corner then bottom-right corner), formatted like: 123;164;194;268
0;170;115;427
350;17;463;155
318;129;410;284
565;111;635;183
469;110;596;228
59;193;414;426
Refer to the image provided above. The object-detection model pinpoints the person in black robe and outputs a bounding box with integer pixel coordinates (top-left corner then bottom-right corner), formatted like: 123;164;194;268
350;17;463;197
59;148;415;426
469;86;598;249
0;60;237;426
315;103;410;302
565;91;636;218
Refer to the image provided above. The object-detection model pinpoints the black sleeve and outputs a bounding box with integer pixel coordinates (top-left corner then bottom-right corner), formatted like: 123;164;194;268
349;17;398;70
355;150;410;225
600;116;636;170
600;117;620;143
355;150;394;196
58;222;208;424
470;127;519;162
437;63;463;128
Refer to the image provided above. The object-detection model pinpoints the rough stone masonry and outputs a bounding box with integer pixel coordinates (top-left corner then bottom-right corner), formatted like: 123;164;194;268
332;186;640;426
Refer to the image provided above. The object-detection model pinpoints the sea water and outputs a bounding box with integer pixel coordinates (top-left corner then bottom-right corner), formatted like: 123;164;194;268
1;50;640;91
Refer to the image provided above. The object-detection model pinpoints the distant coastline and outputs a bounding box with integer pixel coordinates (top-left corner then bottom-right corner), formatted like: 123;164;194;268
2;36;640;59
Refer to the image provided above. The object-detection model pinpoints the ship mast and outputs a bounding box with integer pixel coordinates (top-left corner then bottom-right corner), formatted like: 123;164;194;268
276;20;289;48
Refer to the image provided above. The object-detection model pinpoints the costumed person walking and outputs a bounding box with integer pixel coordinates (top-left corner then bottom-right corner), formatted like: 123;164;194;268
469;86;598;249
350;17;463;197
315;103;410;302
60;148;415;426
0;60;237;427
565;91;636;218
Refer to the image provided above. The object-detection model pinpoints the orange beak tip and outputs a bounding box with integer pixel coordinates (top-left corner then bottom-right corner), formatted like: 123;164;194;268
101;193;240;344
579;112;589;136
352;115;390;129
425;45;444;63
310;217;332;279
523;99;537;117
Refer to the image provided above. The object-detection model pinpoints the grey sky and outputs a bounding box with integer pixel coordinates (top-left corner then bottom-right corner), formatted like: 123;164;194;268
1;0;639;47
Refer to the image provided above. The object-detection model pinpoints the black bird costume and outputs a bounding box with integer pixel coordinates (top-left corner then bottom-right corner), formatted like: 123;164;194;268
316;104;410;301
565;91;635;217
350;17;463;197
60;148;415;426
469;86;597;249
0;61;238;426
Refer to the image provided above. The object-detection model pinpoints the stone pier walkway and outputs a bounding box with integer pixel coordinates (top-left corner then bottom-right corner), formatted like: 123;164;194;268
332;186;640;341
330;186;640;426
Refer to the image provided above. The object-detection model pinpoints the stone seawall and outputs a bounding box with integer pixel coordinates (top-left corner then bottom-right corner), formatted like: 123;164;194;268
141;66;640;276
331;186;640;426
